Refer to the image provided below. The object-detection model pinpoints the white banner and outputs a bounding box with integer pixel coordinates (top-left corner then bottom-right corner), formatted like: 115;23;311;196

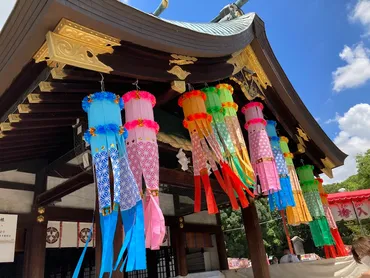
46;221;94;248
329;200;370;222
0;214;18;262
223;256;369;278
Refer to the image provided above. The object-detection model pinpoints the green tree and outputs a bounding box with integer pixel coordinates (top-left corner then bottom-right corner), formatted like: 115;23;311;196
221;149;370;259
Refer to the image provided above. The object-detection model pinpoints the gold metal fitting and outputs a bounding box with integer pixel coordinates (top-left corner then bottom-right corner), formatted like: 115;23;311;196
37;215;45;223
38;207;45;214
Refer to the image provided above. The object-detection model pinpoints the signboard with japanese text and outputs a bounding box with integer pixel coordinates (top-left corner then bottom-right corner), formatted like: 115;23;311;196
0;214;18;263
329;200;370;222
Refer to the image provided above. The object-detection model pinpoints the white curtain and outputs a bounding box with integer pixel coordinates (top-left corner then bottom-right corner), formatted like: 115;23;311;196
223;256;369;278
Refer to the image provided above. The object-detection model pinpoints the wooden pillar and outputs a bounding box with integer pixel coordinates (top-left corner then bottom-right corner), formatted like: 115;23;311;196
23;167;48;278
215;214;229;270
241;199;270;278
172;227;187;276
23;217;47;278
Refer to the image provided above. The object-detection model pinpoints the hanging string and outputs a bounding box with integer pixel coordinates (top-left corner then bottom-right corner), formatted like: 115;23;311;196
187;83;194;91
132;79;140;91
99;73;105;92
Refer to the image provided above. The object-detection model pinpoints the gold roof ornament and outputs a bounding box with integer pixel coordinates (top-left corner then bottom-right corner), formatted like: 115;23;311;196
33;18;120;73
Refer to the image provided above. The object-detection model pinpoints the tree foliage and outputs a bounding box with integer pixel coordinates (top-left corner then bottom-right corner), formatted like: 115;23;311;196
220;149;370;259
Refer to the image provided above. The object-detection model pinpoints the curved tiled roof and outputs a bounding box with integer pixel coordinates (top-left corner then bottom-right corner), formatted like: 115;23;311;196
162;13;256;37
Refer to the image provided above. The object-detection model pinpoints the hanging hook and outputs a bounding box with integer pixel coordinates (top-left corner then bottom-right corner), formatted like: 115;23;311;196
300;158;305;166
204;82;209;88
99;73;105;92
132;79;140;91
187;83;194;92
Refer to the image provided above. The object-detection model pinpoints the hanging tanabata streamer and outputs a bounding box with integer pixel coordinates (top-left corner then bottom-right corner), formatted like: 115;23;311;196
265;120;295;211
179;90;253;213
213;84;255;186
279;136;312;225
296;165;334;247
203;86;255;210
82;92;145;276
317;178;347;258
122;90;165;252
242;102;280;196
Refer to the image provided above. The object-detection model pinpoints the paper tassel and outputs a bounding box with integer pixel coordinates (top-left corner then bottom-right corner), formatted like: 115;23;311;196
242;102;280;195
123;90;165;251
82;92;144;276
176;149;190;171
296;165;334;247
265;120;295;211
279;136;312;225
179;90;253;213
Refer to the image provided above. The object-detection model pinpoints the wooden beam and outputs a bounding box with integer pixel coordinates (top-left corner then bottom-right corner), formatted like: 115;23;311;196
0;62;48;122
0;137;70;150
39;81;126;93
50;68;152;84
0;158;47;173
241;198;270;278
0;127;71;138
0;155;50;166
47;206;93;222
159;167;223;193
18;103;81;113
48;163;85;179
0;180;34;191
36;166;223;207
0;146;61;157
46;145;85;173
98;41;235;83
8;112;83;123
2;119;75;130
36;170;93;207
182;223;222;234
27;93;86;104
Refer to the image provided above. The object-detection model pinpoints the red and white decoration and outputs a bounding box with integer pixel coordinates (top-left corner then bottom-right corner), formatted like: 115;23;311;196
328;189;370;222
46;221;94;248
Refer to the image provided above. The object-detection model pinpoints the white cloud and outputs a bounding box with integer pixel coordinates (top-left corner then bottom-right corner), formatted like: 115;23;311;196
322;103;370;184
324;112;340;124
314;117;321;123
332;43;370;92
120;0;129;3
350;0;370;36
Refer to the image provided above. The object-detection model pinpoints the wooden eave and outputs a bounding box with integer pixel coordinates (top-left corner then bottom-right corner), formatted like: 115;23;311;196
0;0;346;176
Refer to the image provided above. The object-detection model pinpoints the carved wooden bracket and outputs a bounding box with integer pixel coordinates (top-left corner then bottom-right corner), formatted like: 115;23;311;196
33;19;120;73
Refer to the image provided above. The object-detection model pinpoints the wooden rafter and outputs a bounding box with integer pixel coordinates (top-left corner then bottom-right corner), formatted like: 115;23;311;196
0;180;34;191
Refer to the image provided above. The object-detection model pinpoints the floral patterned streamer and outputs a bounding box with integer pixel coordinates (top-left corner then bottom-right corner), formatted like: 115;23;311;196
279;136;312;225
82;92;145;276
179;90;253;213
123;90;165;251
242;102;280;195
265;120;295;211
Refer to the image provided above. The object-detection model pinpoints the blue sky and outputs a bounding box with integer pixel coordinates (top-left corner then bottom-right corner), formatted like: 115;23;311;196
127;0;370;183
1;0;370;183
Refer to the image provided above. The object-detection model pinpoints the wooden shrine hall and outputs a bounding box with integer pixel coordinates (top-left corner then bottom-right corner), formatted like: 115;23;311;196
0;1;346;278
